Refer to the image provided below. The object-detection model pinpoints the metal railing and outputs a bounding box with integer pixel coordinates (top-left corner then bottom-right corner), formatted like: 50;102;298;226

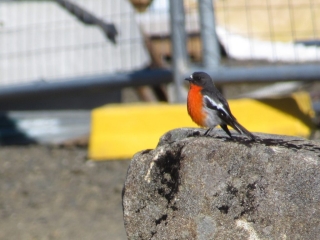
0;0;319;108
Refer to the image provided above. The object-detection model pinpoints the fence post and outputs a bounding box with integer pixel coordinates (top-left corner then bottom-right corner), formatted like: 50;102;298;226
169;0;188;103
198;0;220;68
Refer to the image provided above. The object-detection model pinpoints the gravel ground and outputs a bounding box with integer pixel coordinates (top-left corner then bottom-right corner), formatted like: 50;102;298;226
0;145;130;240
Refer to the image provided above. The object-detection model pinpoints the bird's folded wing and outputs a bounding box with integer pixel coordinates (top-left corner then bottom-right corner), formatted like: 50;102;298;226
203;95;241;134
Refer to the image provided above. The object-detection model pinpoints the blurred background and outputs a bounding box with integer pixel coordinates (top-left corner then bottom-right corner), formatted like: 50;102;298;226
1;0;320;239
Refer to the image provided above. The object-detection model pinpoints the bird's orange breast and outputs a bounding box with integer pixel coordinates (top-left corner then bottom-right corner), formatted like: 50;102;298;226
187;84;206;127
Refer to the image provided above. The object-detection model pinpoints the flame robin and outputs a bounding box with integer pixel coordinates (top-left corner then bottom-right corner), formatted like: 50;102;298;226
185;71;255;140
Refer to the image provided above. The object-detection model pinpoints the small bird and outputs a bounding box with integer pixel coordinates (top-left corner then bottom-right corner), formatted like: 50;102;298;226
185;71;255;140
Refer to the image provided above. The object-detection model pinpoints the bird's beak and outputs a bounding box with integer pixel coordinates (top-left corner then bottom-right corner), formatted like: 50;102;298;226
185;77;192;82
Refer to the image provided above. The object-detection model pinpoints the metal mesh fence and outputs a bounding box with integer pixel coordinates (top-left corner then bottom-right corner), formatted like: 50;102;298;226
137;0;320;67
214;0;320;62
0;0;150;87
1;0;320;89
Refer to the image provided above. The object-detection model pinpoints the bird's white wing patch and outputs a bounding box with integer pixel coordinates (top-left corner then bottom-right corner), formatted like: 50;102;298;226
204;95;230;117
204;95;222;109
190;74;193;79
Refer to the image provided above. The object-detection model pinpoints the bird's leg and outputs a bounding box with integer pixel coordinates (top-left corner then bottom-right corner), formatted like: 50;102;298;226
220;124;233;139
204;128;212;136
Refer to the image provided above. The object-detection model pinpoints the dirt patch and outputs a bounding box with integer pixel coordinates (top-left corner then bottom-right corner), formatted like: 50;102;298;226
0;145;130;240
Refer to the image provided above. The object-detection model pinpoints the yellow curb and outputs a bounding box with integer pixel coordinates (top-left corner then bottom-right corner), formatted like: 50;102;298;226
89;91;314;160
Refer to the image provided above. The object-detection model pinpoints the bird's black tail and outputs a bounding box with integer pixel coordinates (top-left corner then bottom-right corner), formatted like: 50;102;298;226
233;120;256;140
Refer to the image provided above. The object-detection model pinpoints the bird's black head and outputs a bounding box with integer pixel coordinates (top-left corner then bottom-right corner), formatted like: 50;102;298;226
185;72;213;87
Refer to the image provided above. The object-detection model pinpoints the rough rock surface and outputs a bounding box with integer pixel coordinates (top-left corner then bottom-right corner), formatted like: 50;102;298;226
123;128;320;240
